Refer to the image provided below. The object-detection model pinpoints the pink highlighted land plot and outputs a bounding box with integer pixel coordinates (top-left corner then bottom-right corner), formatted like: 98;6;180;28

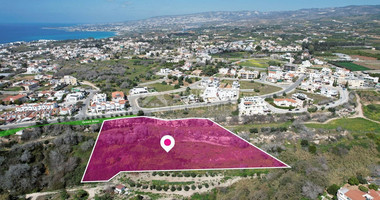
82;117;289;182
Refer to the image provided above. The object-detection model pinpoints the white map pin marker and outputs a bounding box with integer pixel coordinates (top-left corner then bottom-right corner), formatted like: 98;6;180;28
160;135;175;153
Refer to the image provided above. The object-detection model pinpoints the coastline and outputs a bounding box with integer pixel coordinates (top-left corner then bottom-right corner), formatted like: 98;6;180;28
0;24;118;45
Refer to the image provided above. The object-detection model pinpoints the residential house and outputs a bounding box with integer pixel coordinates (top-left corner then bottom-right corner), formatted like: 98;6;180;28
239;97;270;116
337;187;380;200
273;98;300;108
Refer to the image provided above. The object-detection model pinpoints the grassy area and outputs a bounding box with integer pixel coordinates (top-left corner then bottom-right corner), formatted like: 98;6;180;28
363;104;380;122
237;59;269;68
239;81;282;95
3;87;22;91
305;118;380;133
138;94;183;108
331;61;370;71
0;115;136;137
147;83;176;92
154;103;237;119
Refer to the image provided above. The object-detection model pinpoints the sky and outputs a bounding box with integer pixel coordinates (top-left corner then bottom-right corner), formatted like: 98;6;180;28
0;0;379;24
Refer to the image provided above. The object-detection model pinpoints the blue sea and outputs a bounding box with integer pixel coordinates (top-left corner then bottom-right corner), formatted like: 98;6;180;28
0;23;116;44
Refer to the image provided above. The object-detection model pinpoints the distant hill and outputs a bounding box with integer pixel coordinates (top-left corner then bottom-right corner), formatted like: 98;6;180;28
123;5;380;29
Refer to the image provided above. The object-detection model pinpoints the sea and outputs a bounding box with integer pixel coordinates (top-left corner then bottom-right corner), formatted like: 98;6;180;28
0;23;116;44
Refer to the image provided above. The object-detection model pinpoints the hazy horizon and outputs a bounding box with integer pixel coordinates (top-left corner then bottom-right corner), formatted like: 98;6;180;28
1;0;379;24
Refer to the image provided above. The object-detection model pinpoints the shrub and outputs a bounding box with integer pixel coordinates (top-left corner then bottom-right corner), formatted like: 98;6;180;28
327;184;340;195
301;139;309;147
369;184;379;191
359;185;369;193
198;185;202;189
170;186;176;192
249;128;258;133
177;186;182;191
348;177;360;185
191;185;196;190
308;145;317;154
357;175;367;184
184;186;190;191
308;106;318;113
137;110;144;116
205;183;209;188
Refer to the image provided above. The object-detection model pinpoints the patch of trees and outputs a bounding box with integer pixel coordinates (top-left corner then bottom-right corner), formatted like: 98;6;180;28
0;124;97;196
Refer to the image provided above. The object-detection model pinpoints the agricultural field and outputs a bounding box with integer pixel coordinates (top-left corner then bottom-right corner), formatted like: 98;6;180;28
331;61;370;71
237;59;269;68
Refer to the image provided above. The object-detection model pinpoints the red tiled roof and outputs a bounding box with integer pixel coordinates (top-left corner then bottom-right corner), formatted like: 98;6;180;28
274;98;297;103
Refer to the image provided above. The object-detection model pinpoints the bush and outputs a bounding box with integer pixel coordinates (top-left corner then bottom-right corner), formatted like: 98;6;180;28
170;186;176;191
249;128;258;133
328;107;336;113
327;184;340;195
301;139;309;147
308;106;318;113
191;185;196;190
357;175;367;184
60;189;70;200
308;145;317;154
205;183;209;188
348;177;360;185
184;186;190;191
359;185;369;193
198;185;202;189
369;184;379;191
137;110;144;116
74;189;88;200
177;186;182;191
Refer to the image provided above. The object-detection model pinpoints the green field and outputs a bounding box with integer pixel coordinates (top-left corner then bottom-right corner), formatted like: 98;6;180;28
238;59;269;68
239;81;282;94
147;83;176;92
332;62;370;71
306;118;380;133
363;104;380;122
0;115;136;137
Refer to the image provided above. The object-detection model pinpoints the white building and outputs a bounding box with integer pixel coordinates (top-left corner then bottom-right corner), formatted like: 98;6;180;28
320;87;338;97
65;92;85;103
60;75;78;86
130;87;149;95
239;97;270;116
93;93;107;103
201;87;238;102
238;69;259;79
273;98;301;108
